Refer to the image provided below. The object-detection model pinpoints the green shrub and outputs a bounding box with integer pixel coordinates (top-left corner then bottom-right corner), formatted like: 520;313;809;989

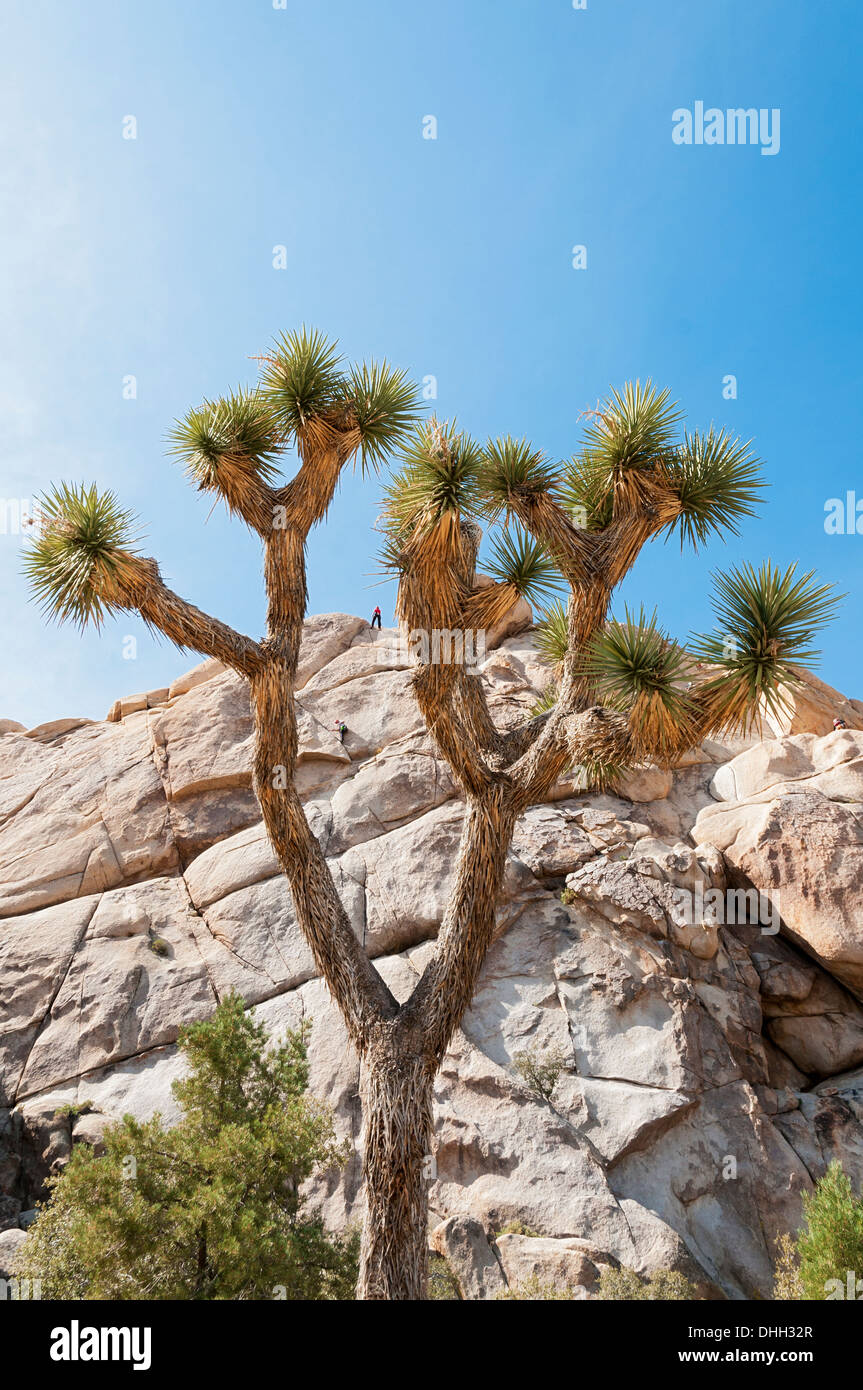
495;1219;542;1238
774;1162;863;1300
427;1254;461;1300
17;993;358;1300
560;888;577;906
148;936;170;956
496;1275;574;1300
597;1266;698;1300
512;1044;568;1103
53;1101;94;1120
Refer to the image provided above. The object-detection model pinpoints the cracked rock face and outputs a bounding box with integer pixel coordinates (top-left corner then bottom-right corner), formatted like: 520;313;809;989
2;616;863;1298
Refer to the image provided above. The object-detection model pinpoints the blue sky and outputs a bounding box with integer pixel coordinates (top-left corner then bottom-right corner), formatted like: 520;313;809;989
1;0;862;725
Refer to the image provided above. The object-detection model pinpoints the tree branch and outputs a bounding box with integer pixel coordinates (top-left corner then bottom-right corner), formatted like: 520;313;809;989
116;559;266;677
278;418;362;537
399;782;516;1062
253;513;399;1050
139;593;264;676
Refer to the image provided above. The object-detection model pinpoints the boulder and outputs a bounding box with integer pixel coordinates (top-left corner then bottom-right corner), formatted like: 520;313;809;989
732;925;863;1078
708;729;863;805
23;717;93;742
764;670;863;737
148;671;254;801
296;613;369;689
695;790;863;998
327;738;455;853
0;721;177;918
16;877;218;1098
429;1216;506;1300
0;898;99;1104
0;1228;27;1278
494;1233;605;1294
296;669;425;759
167;657;226;700
302;630;411;694
71;1111;109;1155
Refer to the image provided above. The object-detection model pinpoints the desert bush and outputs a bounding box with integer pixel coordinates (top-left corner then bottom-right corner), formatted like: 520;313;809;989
17;993;358;1300
512;1044;568;1103
597;1266;698;1300
53;1101;94;1121
773;1232;805;1300
427;1254;461;1300
495;1276;574;1300
774;1162;863;1300
495;1219;542;1238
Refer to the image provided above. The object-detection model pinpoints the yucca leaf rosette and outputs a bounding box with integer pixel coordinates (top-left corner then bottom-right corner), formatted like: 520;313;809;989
24;482;148;629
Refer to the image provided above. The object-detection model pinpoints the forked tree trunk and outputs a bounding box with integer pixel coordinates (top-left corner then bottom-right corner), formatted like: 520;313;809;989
357;1032;433;1300
250;524;521;1299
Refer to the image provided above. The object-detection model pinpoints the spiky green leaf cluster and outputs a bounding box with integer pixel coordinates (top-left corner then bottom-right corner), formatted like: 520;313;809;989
664;428;765;549
559;385;766;552
530;683;559;716
572;754;628;795
381;419;485;537
480;436;560;519
258;328;421;468
534;600;570;668
581;381;681;475
584;607;697;758
485;527;563;606
23;482;142;629
690;561;841;718
559;450;615;531
584;606;691;708
345;361;423;473
168;389;283;489
258;327;346;434
559;382;680;528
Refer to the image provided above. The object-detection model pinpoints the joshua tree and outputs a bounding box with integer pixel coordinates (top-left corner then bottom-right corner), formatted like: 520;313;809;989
26;334;839;1300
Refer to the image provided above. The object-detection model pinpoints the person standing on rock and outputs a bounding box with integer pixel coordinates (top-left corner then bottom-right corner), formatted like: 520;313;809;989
335;720;347;743
370;605;382;629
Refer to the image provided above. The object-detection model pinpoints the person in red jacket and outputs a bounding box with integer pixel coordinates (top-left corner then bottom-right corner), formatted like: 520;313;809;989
371;605;382;629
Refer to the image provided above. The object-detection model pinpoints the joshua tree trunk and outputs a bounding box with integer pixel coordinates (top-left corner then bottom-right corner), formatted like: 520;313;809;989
357;1032;434;1300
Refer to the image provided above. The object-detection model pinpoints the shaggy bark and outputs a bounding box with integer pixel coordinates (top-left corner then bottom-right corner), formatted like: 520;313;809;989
357;1029;434;1300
